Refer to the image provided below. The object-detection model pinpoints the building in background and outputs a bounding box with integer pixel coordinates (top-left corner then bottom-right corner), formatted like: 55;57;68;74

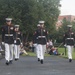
56;15;75;29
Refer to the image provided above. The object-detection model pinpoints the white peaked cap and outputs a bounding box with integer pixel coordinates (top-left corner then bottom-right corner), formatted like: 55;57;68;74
39;21;45;23
67;25;72;27
6;18;12;21
15;25;20;27
37;24;40;26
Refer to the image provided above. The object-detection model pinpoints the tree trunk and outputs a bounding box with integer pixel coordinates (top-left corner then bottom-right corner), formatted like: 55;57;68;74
25;33;29;42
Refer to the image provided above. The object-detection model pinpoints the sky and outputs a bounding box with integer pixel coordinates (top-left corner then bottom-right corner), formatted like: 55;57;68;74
60;0;75;15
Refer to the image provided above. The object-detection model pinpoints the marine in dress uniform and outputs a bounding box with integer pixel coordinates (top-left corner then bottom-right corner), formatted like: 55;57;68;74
35;21;48;64
63;25;75;62
14;25;22;61
33;24;41;61
1;18;15;65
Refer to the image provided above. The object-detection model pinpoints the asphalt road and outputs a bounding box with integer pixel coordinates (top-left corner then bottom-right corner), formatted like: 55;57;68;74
0;56;75;75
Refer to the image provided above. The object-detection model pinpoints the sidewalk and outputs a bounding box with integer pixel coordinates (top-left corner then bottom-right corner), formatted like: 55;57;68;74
0;56;75;75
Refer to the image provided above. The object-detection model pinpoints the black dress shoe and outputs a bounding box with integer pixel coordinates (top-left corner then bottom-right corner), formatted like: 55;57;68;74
9;60;13;64
6;61;9;65
69;59;72;62
15;58;18;61
38;58;40;61
40;60;43;64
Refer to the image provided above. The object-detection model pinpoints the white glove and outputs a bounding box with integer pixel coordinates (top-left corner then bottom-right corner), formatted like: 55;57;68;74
14;40;16;43
33;44;37;47
64;44;67;47
20;43;23;47
47;42;49;45
21;43;22;45
2;42;4;45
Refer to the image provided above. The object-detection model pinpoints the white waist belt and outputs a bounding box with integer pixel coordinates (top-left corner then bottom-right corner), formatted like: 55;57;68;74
5;34;13;36
66;38;74;40
38;36;46;38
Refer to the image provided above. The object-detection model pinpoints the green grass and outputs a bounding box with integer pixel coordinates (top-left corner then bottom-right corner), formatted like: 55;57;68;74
58;47;75;59
22;47;75;59
22;51;50;57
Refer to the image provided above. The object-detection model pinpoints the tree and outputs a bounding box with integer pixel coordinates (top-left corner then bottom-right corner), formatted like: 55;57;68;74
37;0;60;33
71;21;75;32
56;18;71;43
0;0;61;42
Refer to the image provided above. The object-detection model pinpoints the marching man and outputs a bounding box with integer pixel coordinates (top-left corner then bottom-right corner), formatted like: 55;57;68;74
1;18;15;65
14;25;22;61
34;21;48;64
63;25;75;62
33;24;40;61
